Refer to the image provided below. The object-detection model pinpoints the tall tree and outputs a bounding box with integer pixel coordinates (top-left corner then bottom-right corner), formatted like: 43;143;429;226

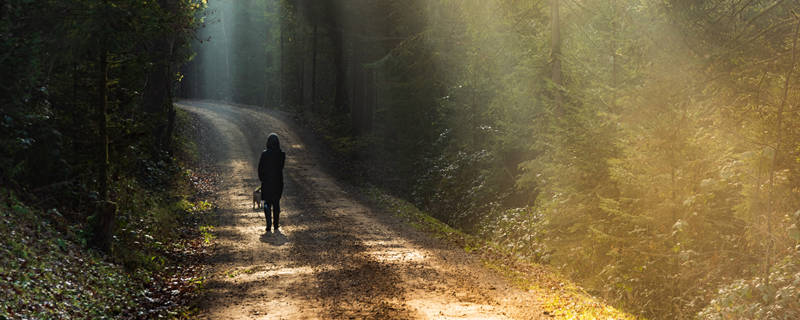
90;0;115;253
551;0;562;112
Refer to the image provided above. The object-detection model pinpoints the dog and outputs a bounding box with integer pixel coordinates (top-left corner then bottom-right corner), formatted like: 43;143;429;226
253;186;262;210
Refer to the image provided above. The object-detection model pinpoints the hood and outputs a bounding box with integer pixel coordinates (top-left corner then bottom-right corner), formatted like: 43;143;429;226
266;133;281;151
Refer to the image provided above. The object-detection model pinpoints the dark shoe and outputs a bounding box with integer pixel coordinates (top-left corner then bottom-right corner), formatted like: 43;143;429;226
266;225;271;233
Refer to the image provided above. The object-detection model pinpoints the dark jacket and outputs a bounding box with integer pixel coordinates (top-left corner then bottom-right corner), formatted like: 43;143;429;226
258;134;285;201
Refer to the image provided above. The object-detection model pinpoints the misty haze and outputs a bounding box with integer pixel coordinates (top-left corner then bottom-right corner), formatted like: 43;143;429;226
3;0;800;319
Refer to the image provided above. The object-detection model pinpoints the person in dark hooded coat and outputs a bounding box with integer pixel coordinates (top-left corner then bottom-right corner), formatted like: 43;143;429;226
258;133;285;232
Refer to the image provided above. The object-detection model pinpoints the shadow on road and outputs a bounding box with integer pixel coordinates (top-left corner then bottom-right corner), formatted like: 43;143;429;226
260;230;288;246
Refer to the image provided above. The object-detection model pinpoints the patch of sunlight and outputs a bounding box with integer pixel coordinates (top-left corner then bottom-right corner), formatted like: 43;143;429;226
363;239;426;263
227;265;316;279
279;223;315;235
290;144;304;149
482;260;638;320
407;297;510;320
262;265;314;277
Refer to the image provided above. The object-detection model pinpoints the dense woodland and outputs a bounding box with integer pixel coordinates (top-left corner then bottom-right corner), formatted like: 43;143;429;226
1;0;211;317
3;0;800;318
182;0;800;318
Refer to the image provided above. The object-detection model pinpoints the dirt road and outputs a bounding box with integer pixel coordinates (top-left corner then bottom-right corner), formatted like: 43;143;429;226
178;100;545;319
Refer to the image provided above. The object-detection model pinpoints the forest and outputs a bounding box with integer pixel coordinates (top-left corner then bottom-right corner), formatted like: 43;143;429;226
2;0;211;317
4;0;800;319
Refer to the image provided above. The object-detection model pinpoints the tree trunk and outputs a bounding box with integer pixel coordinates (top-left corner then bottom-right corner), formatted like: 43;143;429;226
91;0;116;253
334;60;347;112
364;68;374;132
143;0;178;150
765;18;800;284
72;63;78;109
351;66;363;134
610;0;618;112
294;1;304;107
350;32;365;134
311;23;318;107
97;41;109;201
333;28;348;112
142;37;172;149
551;0;562;114
220;3;232;101
279;17;285;107
264;22;272;108
297;30;305;107
164;78;176;151
90;199;116;252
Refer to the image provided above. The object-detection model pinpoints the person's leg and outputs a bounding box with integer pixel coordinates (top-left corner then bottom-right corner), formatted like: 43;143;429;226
264;201;272;231
273;198;280;231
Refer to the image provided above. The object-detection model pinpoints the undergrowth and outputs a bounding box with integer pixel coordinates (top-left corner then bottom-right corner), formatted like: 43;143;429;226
293;104;638;319
1;192;148;318
362;186;639;320
0;108;217;319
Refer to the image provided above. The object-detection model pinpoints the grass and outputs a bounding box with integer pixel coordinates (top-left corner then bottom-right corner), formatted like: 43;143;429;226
362;186;639;320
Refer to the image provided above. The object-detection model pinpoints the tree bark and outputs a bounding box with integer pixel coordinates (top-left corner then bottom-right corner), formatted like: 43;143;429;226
91;0;116;253
311;23;318;107
90;200;116;252
765;17;799;284
142;0;179;150
294;1;305;107
351;40;363;134
264;27;271;108
333;28;348;112
220;3;232;101
297;30;305;106
610;0;618;112
365;68;374;132
97;38;109;201
279;15;285;107
551;0;563;114
142;36;173;149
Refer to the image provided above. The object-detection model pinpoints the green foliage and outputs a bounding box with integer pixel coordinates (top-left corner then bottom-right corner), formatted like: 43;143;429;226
0;193;140;318
365;185;637;319
699;252;800;319
0;111;215;318
478;206;548;261
110;142;214;272
0;188;212;318
1;0;213;313
183;0;800;318
0;0;205;186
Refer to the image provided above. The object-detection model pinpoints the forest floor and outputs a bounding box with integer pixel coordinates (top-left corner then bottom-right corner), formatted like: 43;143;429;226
178;100;548;319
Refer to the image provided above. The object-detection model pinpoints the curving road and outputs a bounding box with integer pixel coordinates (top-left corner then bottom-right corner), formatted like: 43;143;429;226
178;100;544;319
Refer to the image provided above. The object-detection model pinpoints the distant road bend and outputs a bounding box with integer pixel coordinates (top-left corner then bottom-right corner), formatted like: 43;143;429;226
178;100;544;319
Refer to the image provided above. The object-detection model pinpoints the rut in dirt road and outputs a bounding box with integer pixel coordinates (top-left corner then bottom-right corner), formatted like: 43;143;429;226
178;100;545;319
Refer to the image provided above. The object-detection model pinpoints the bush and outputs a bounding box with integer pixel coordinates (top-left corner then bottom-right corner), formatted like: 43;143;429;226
698;252;800;319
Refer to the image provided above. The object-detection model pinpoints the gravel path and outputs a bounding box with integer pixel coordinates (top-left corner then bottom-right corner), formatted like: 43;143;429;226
178;100;545;320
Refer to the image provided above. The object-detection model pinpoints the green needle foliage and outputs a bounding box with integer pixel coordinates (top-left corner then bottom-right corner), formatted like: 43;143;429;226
187;0;799;318
1;0;209;318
